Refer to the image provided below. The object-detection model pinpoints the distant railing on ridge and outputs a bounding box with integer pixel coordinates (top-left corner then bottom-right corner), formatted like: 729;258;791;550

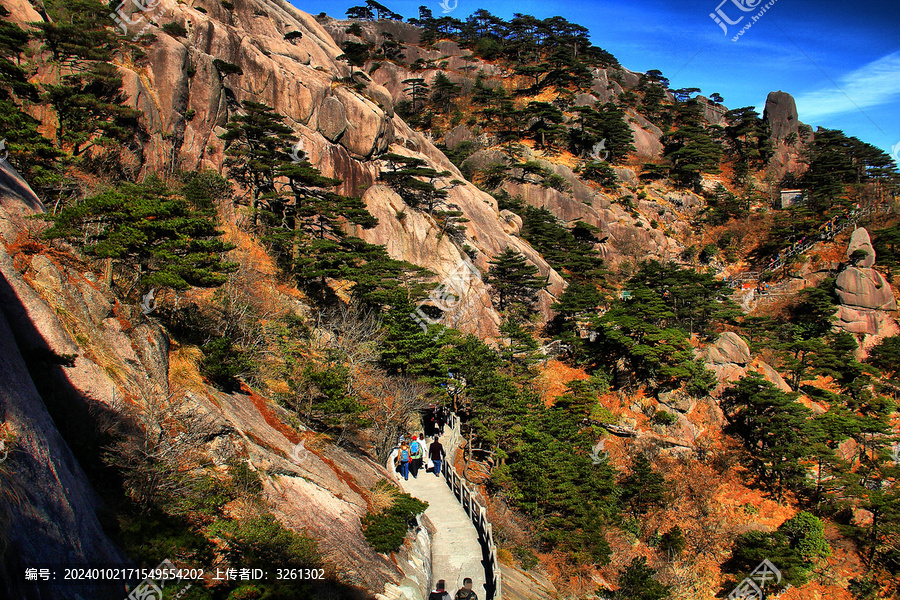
443;411;501;600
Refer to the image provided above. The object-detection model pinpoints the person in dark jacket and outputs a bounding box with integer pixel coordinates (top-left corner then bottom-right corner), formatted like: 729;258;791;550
428;580;452;600
424;405;437;436
454;578;478;600
429;436;445;477
436;406;446;432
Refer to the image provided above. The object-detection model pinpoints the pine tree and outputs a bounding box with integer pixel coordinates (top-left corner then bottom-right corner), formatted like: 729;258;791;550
520;207;607;282
586;284;695;389
339;41;371;75
499;318;539;365
402;77;429;112
522;101;565;151
867;334;900;378
42;176;237;292
720;373;814;502
569;103;635;162
612;556;671;600
430;72;461;113
663;124;724;190
220;101;295;227
345;4;374;19
722;511;832;591
511;386;618;565
275;148;378;293
658;525;685;560
486;248;546;315
619;453;667;517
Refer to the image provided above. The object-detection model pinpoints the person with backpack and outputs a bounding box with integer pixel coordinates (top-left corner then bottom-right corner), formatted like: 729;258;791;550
409;434;424;479
396;442;411;481
428;580;451;600
454;578;478;600
429;436;445;477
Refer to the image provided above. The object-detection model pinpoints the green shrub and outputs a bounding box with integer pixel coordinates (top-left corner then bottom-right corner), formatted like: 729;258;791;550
284;30;303;41
162;22;188;37
201;337;250;388
652;410;677;426
172;472;233;518
213;58;243;76
210;515;321;569
699;243;719;263
228;460;263;498
474;37;501;59
361;511;408;553
362;484;427;553
659;525;686;557
118;510;215;567
512;545;539;570
229;585;263;599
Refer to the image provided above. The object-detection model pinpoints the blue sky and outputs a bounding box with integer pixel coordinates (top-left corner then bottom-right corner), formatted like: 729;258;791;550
300;0;900;159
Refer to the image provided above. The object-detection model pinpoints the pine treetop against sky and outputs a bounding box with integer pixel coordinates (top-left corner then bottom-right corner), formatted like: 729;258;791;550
305;0;900;158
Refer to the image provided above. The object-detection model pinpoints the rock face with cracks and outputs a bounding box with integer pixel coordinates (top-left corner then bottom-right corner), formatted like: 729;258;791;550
66;0;569;339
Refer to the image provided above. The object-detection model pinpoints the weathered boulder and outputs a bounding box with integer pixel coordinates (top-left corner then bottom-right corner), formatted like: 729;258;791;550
658;388;696;413
502;563;558;600
614;166;637;186
444;124;475;150
334;86;394;159
846;226;877;268
705;331;751;365
763;91;799;140
703;332;791;393
836;267;896;310
590;68;622;103
499;209;523;235
755;359;792;392
461;148;509;173
836;306;899;337
697;96;728;126
316;95;348;142
629;121;664;158
833;228;898;343
574;92;597;107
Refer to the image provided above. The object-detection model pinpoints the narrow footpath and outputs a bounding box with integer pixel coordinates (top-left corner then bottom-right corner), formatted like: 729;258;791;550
393;426;487;598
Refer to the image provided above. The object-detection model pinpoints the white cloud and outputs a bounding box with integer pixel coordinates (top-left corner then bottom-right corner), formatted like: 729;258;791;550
792;51;900;122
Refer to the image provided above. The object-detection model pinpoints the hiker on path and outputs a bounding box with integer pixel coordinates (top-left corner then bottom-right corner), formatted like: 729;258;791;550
429;436;446;477
424;404;437;437
410;434;424;478
454;578;478;600
428;580;452;600
396;442;411;481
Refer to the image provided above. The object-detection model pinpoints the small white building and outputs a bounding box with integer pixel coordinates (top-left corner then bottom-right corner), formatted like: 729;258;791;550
779;189;805;209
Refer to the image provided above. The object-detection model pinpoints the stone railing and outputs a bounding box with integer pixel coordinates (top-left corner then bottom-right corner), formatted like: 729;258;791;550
443;412;501;600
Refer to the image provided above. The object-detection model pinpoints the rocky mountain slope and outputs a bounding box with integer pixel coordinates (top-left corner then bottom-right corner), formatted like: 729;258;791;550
0;160;434;598
4;0;799;338
2;0;899;598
